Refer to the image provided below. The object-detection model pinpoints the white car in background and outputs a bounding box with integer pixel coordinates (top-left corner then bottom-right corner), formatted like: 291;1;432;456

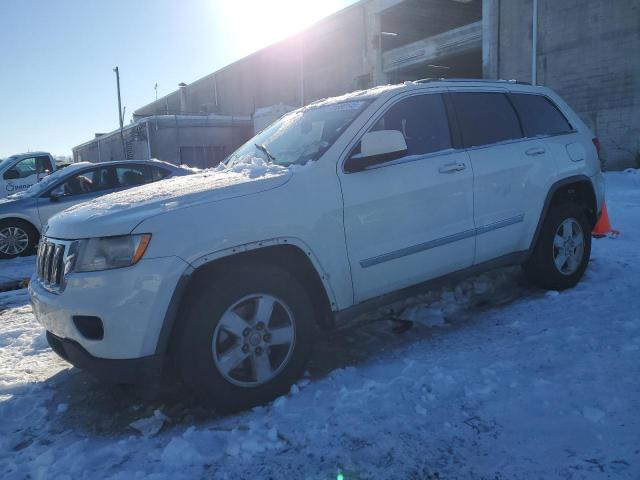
0;152;56;199
30;79;605;411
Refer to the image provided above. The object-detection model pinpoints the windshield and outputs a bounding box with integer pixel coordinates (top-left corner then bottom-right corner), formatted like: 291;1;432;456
0;156;17;171
226;100;370;167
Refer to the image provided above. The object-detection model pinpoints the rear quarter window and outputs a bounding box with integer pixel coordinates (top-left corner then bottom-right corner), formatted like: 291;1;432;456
151;166;170;181
510;93;573;138
450;92;522;148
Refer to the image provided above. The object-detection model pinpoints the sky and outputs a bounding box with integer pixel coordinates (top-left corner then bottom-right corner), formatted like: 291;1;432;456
0;0;357;158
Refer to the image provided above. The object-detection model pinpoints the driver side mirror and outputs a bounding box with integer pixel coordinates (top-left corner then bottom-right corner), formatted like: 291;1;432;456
344;130;408;173
49;185;64;202
3;168;19;180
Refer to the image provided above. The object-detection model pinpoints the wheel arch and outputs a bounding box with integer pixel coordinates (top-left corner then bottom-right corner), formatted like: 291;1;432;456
0;214;40;229
156;239;337;360
0;216;41;238
527;175;597;259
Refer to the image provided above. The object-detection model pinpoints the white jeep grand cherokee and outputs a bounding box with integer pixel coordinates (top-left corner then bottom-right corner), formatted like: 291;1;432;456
30;80;604;410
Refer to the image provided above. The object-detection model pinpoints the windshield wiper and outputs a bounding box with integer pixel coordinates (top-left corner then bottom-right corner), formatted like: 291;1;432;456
254;143;276;162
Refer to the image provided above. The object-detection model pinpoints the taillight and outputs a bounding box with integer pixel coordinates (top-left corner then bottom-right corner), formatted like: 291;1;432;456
592;137;601;155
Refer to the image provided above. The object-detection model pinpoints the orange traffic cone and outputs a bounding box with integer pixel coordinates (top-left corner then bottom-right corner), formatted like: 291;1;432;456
592;200;619;238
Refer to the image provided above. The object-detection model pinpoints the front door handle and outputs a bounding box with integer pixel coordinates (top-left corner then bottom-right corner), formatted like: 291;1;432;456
525;147;546;156
438;162;466;173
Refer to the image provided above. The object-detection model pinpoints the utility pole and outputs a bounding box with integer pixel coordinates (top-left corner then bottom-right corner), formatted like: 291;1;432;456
113;66;126;158
531;0;538;85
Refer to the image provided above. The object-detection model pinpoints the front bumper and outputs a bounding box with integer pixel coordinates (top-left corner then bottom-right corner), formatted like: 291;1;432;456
46;331;163;385
29;255;190;361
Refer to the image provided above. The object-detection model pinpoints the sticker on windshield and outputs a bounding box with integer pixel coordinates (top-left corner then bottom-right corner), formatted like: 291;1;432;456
321;101;366;112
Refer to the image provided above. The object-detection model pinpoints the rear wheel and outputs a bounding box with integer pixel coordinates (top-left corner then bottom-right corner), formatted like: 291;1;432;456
0;219;39;259
524;203;591;290
176;264;315;411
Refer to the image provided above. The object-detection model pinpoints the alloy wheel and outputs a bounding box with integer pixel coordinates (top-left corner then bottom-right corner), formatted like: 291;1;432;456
0;226;29;256
212;294;296;387
552;218;585;275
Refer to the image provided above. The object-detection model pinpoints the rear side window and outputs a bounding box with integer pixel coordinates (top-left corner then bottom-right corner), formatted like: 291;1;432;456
451;92;522;148
510;93;573;137
151;166;170;181
368;93;452;157
115;164;153;187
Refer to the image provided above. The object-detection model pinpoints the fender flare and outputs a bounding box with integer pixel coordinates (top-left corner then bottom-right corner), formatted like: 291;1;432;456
154;237;339;356
189;237;339;309
526;174;596;260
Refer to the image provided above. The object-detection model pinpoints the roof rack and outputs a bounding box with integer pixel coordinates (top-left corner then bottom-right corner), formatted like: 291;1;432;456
414;78;532;85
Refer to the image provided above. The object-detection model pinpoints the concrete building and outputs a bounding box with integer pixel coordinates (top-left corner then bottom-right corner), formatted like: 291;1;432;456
483;0;640;169
75;0;639;169
73;114;252;168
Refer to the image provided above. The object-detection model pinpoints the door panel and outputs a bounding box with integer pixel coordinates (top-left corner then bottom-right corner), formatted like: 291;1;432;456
340;93;476;303
449;90;556;263
2;156;39;196
341;151;475;302
468;140;555;263
37;191;106;228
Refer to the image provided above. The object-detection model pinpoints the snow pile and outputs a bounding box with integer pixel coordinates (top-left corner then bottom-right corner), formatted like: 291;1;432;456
307;83;404;109
130;409;169;438
0;255;35;290
219;155;288;178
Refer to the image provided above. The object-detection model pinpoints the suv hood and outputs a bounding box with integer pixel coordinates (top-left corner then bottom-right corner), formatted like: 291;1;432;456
46;159;292;239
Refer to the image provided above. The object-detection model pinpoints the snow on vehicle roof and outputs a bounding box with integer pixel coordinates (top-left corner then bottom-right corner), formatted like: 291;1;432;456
305;83;405;109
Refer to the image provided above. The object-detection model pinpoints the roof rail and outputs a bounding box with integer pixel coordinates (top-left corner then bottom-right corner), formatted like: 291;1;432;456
414;78;532;85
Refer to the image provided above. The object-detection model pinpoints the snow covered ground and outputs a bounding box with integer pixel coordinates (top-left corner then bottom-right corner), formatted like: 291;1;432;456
0;255;35;291
0;171;638;479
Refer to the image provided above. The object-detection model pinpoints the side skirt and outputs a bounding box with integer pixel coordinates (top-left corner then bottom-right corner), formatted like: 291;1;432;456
333;251;528;325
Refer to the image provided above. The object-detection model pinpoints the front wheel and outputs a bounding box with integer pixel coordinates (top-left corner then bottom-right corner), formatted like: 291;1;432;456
0;219;39;260
176;264;316;411
524;203;591;290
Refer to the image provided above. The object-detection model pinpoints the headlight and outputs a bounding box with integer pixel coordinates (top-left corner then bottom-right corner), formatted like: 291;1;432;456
74;234;151;272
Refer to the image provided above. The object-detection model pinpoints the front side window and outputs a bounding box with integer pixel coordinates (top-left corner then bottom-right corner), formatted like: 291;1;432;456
53;167;115;197
366;93;452;157
510;93;573;138
226;100;371;167
451;92;523;148
4;157;37;180
151;166;170;181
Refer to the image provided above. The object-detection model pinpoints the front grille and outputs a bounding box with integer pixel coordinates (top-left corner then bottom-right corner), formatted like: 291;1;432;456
37;238;72;292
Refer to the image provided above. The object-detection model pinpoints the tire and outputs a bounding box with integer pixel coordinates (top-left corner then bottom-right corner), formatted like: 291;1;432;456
0;219;39;260
176;264;316;411
524;203;591;290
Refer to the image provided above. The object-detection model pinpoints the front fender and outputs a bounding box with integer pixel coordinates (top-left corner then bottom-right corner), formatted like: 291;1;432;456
190;237;339;310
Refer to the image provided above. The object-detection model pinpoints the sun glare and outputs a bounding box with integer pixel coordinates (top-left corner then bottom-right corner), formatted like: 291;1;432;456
216;0;348;55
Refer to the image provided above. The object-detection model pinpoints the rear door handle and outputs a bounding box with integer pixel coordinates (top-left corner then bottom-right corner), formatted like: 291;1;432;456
438;162;466;173
525;147;546;156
